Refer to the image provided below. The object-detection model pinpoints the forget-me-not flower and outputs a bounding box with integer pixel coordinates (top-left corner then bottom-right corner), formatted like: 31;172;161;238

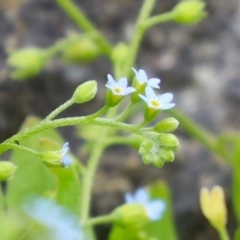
132;68;160;89
139;86;175;110
105;74;136;96
125;188;165;221
24;198;84;240
60;142;72;167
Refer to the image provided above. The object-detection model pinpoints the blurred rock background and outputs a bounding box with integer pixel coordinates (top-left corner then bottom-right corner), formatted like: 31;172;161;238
0;0;239;239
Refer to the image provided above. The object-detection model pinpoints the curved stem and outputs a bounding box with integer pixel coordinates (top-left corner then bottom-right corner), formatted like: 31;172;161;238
80;141;106;221
143;12;175;29
55;0;112;57
123;0;156;77
45;99;74;121
112;102;135;122
83;214;114;227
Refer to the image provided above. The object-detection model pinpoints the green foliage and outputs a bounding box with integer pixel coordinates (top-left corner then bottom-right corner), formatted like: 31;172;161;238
5;116;81;215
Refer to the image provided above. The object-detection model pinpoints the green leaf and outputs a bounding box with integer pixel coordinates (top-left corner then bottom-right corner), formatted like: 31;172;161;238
109;181;178;240
6;116;81;216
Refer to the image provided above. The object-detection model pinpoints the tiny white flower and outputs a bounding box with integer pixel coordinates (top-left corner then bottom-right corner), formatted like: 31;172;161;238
132;68;160;89
105;74;136;96
125;188;165;221
139;87;175;110
61;142;72;167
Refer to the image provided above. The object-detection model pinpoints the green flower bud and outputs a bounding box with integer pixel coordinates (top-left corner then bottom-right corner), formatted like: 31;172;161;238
111;42;128;65
61;35;101;63
139;140;165;168
0;161;17;181
154;117;179;133
40;142;72;168
8;48;47;80
172;0;207;24
111;204;149;228
160;149;174;162
158;133;179;151
72;80;97;104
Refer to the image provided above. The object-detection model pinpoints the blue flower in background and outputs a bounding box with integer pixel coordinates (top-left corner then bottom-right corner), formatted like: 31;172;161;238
132;68;160;89
24;198;84;240
125;188;165;221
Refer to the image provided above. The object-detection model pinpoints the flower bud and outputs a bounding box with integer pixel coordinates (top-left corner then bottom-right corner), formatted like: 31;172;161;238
111;203;149;228
72;81;97;104
154;117;179;133
160;149;174;162
8;48;47;80
200;186;227;230
40;142;72;168
61;35;101;63
0;161;17;181
158;133;179;151
172;0;207;24
111;42;128;65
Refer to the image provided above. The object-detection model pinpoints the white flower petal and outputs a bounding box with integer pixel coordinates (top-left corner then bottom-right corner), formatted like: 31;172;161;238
139;94;148;104
145;86;157;99
118;77;128;88
61;142;69;156
106;74;116;86
123;87;136;95
161;103;176;110
158;93;173;104
148;78;160;89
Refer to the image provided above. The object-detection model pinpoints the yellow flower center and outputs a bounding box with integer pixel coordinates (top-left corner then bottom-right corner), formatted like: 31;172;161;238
113;87;122;94
150;100;160;108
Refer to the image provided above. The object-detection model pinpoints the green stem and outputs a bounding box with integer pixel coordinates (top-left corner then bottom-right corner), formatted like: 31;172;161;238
144;11;175;29
55;0;112;57
0;187;4;221
217;227;230;240
113;102;135;122
45;99;74;121
168;108;232;161
83;214;114;227
0;116;141;155
80;141;106;221
123;0;156;76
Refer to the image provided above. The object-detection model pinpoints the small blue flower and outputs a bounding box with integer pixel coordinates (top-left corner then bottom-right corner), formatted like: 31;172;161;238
139;86;175;110
132;68;160;89
61;142;72;167
24;198;84;240
105;74;136;96
125;188;165;221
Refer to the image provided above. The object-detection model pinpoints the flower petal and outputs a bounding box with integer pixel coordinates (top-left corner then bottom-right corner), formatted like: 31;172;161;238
118;77;128;88
148;78;160;89
134;188;149;203
145;86;157;99
158;93;173;104
123;87;136;95
161;103;176;110
106;74;116;86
